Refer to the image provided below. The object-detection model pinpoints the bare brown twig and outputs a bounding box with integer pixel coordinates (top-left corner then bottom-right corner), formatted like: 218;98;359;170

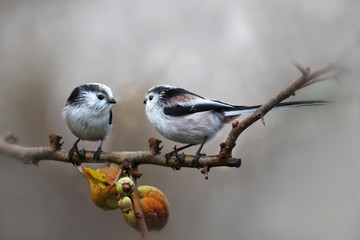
219;63;342;158
0;132;241;169
128;167;150;240
130;185;149;239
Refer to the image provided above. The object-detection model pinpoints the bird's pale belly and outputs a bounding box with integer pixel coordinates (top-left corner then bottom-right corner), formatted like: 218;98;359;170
153;112;224;145
67;117;111;141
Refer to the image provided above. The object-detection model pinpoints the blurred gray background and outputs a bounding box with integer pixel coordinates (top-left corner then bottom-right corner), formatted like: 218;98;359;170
0;0;359;239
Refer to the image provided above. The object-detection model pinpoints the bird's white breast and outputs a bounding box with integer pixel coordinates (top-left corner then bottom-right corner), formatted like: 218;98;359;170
63;105;112;141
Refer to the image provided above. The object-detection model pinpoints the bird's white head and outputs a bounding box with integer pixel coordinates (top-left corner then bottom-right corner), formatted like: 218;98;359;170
66;83;116;114
143;85;176;111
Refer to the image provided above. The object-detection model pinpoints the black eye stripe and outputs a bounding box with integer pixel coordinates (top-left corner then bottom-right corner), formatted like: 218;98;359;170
66;84;110;106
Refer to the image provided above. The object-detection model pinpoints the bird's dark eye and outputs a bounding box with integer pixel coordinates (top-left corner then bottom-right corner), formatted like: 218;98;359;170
149;95;153;101
97;94;105;100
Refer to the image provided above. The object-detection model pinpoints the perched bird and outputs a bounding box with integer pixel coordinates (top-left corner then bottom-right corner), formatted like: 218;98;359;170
144;85;326;166
63;83;116;164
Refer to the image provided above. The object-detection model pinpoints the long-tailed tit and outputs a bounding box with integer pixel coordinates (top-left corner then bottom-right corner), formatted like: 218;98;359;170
144;85;326;166
63;83;116;165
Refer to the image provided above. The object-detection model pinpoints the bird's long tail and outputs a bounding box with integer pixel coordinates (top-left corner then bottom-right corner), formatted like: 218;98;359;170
223;100;327;117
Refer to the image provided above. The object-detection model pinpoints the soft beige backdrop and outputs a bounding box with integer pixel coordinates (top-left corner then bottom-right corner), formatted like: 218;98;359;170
1;1;359;239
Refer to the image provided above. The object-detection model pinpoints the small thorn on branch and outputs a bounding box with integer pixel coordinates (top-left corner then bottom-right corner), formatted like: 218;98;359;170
219;142;226;159
201;165;210;180
260;115;265;126
172;145;181;160
49;133;63;151
148;137;162;155
3;132;18;144
293;62;310;78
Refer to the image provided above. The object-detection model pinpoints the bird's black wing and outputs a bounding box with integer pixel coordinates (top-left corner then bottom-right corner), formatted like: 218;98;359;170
163;99;243;116
109;109;113;125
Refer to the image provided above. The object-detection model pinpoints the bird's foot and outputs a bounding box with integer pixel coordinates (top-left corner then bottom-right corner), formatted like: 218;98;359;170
165;151;174;163
165;146;184;170
68;146;82;166
192;153;206;168
93;147;102;160
79;148;86;159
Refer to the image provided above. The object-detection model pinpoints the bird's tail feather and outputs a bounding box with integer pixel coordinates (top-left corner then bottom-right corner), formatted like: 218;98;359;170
223;100;327;117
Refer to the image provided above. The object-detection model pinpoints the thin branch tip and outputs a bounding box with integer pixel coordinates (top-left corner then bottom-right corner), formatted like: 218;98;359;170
292;62;309;78
221;62;339;157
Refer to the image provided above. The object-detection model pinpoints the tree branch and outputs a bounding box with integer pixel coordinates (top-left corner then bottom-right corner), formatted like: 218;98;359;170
128;167;150;240
219;63;342;158
0;133;241;169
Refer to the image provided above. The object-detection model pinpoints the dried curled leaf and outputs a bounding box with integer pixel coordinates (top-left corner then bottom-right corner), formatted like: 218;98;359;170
81;166;119;210
82;167;110;189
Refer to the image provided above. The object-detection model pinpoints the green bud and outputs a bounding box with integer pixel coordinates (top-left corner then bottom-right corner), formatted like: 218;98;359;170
116;177;135;196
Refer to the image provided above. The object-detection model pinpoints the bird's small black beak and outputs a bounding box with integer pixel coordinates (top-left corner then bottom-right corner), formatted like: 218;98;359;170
143;99;147;104
108;98;117;104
